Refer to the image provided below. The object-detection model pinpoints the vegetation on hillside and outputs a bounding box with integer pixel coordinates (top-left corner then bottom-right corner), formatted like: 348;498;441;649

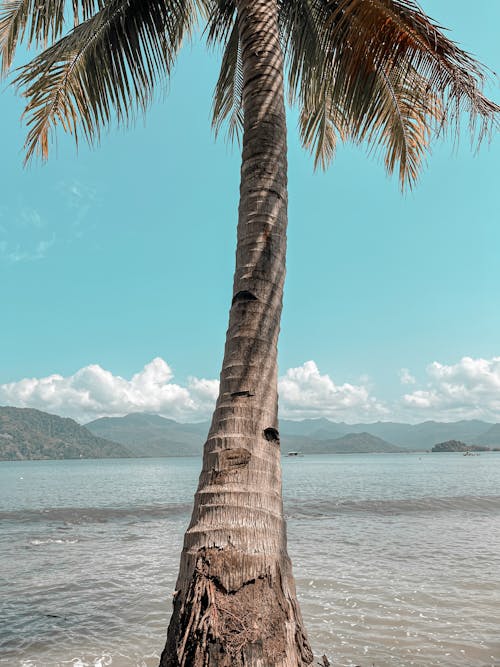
0;406;130;460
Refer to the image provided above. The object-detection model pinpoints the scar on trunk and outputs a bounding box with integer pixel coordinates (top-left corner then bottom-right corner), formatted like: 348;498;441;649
231;290;258;305
263;427;280;444
211;448;251;484
219;448;251;469
230;390;254;398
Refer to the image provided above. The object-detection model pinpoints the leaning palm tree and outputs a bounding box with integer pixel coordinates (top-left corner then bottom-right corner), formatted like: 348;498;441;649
2;0;498;664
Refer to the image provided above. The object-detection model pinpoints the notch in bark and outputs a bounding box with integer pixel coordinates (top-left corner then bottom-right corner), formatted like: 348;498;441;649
231;390;254;398
232;290;258;305
219;448;251;470
263;427;280;444
211;448;251;484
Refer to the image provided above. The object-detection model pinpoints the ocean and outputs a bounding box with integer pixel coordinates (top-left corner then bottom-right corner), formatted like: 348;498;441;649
1;452;499;667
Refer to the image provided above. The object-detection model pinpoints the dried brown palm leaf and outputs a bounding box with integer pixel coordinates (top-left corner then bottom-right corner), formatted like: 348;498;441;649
299;94;340;170
323;0;498;142
295;0;498;187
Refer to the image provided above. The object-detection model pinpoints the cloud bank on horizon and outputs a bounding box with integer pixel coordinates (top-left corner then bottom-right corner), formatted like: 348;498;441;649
402;357;500;421
1;356;499;424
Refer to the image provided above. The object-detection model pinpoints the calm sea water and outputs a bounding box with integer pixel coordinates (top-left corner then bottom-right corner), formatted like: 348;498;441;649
1;453;500;667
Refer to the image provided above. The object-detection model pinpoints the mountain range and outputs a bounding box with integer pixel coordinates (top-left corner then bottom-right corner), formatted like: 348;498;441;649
473;422;500;446
279;417;495;451
85;413;499;456
2;406;499;460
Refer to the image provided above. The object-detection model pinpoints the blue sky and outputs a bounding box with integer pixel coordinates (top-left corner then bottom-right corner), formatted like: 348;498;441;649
0;1;499;423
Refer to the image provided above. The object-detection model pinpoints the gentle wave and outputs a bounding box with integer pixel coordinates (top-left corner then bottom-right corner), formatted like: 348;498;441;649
286;494;500;517
0;502;193;525
2;494;500;525
28;537;79;545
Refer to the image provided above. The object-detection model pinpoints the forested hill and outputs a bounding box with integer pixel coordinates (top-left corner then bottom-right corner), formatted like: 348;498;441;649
86;413;208;457
306;432;403;454
0;406;131;460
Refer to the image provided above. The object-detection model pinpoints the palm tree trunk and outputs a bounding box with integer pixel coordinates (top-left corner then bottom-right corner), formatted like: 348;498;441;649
160;0;313;664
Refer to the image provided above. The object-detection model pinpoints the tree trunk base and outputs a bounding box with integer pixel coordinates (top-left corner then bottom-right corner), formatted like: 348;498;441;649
160;547;313;667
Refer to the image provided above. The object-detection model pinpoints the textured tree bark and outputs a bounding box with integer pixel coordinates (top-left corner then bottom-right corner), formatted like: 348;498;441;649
159;0;313;664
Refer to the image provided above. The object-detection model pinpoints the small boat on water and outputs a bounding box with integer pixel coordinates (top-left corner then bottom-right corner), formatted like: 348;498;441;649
287;451;303;457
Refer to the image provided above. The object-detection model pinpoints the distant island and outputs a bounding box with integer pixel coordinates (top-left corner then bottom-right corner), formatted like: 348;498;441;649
2;406;500;460
0;406;131;460
431;440;491;453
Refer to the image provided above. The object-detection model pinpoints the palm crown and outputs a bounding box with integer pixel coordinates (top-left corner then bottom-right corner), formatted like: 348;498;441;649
1;0;498;185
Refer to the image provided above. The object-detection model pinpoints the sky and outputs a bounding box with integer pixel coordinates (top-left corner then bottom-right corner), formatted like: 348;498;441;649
0;1;499;424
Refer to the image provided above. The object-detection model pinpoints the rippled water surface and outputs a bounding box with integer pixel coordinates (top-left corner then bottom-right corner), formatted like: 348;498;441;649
1;453;500;667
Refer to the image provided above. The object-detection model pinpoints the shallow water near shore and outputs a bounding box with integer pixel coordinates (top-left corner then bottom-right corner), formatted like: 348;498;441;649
1;452;500;667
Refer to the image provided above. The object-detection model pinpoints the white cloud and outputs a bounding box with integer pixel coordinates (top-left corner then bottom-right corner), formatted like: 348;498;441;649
0;204;56;263
0;235;55;262
0;358;219;424
3;356;500;425
0;182;97;264
20;208;45;229
58;180;98;238
0;358;387;424
278;360;388;421
402;356;500;421
188;376;220;404
399;368;416;385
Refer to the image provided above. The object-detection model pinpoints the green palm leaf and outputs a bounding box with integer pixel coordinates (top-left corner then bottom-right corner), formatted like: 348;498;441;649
3;0;498;183
0;0;105;73
14;0;199;162
211;18;243;142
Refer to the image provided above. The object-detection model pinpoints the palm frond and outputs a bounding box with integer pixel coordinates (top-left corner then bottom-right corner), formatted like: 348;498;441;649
277;0;324;105
211;17;243;142
299;93;340;170
290;0;498;187
204;0;235;47
15;0;199;162
323;0;499;140
204;0;242;142
304;59;444;187
0;0;105;74
1;0;63;73
364;67;443;186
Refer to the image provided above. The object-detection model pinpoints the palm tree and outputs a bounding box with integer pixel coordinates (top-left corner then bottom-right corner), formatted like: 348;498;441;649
2;0;497;664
